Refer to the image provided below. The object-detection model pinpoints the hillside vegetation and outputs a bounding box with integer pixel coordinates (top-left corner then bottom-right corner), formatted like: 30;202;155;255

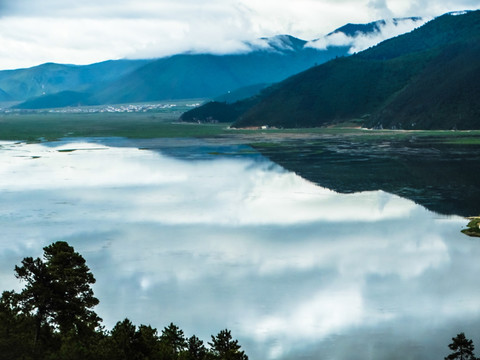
7;18;428;110
0;60;150;102
92;45;348;105
9;35;350;109
183;11;480;130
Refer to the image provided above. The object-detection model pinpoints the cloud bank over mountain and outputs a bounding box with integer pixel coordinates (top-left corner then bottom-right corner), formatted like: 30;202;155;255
307;17;429;54
0;0;477;69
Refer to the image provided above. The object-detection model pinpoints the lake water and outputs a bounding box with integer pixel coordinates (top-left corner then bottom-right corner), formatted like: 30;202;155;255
1;138;479;360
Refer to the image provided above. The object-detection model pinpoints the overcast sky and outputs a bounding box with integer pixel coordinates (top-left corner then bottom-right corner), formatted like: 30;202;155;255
0;0;478;70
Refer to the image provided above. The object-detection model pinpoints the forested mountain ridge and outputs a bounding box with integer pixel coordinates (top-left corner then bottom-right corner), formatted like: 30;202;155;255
96;18;425;106
89;42;347;105
330;17;422;37
367;40;480;129
183;10;480;130
11;34;350;109
0;60;151;102
7;18;424;109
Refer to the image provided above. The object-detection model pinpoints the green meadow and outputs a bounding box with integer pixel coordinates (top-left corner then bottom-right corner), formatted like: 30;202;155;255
1;109;480;146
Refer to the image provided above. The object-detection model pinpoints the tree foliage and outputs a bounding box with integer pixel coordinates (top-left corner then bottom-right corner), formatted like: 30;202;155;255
160;322;188;360
0;242;102;358
445;333;478;360
209;329;248;360
0;290;35;359
0;241;249;360
14;241;101;341
183;335;208;360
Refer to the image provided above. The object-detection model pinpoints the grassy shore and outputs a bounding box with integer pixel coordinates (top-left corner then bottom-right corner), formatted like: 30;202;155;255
1;111;480;144
462;218;480;238
0;112;228;141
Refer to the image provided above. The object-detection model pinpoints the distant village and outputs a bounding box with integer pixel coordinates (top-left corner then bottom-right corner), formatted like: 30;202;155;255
0;102;201;114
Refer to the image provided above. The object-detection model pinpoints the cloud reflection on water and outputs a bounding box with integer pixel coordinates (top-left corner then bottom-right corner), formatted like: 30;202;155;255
0;140;478;360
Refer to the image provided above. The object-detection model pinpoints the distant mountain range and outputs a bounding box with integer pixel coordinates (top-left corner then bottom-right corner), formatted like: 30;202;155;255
8;35;347;109
182;10;480;130
0;60;150;103
327;17;423;37
2;17;424;110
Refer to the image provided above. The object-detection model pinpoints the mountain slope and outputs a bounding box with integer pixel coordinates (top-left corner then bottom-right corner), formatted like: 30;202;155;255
214;83;270;104
328;17;423;37
97;21;426;106
9;17;431;110
91;38;348;104
0;60;150;102
367;41;480;129
11;35;349;109
225;10;480;129
13;91;93;109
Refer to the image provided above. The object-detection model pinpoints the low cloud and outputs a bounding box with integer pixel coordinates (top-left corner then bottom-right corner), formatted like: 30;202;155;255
307;17;428;53
0;0;477;69
368;0;395;19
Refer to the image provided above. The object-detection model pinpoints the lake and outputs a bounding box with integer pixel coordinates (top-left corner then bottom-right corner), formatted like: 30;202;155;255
1;137;479;360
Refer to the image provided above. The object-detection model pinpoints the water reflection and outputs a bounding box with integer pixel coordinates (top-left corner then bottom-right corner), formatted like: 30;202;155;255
0;139;478;360
253;138;480;217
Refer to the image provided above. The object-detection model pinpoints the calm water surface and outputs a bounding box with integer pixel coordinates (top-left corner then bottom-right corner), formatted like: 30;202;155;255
0;138;479;360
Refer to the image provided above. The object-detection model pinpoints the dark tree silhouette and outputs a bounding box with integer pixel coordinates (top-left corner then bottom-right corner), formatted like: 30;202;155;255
109;318;138;360
137;324;161;358
160;322;187;360
0;242;250;360
14;241;101;352
184;335;207;360
445;332;477;360
107;319;163;360
209;329;248;360
0;290;34;358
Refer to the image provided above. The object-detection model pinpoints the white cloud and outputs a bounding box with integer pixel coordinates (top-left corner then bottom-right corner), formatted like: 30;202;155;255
0;141;417;225
307;17;429;53
0;0;477;69
368;0;395;19
253;288;365;344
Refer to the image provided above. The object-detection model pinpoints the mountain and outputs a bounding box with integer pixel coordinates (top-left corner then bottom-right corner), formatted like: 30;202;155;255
184;11;480;130
13;16;412;110
179;95;263;124
329;17;423;37
214;83;270;104
89;36;348;105
0;88;12;102
366;40;480;129
11;35;349;109
0;60;151;102
14;91;93;109
96;21;426;106
10;16;433;110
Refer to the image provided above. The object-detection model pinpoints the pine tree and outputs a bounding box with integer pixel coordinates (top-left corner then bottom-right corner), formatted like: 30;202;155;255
160;322;187;360
185;335;207;360
14;241;101;354
208;329;248;360
445;333;477;360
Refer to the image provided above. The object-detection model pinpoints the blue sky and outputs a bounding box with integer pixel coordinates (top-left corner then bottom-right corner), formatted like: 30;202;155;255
0;0;478;69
